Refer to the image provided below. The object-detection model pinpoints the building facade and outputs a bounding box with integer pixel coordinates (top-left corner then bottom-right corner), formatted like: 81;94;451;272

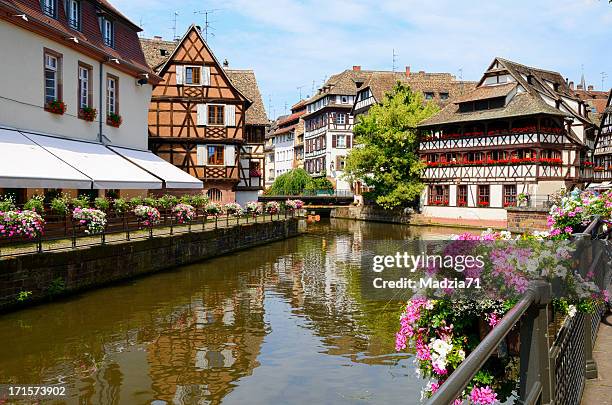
142;26;266;204
417;57;598;224
268;100;307;179
593;91;612;183
0;0;201;203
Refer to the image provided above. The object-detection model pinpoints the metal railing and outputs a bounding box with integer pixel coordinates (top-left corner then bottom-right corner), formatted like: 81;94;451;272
0;208;301;259
427;218;611;405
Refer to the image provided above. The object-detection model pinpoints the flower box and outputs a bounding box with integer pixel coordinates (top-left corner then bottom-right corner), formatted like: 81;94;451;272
249;169;262;177
457;199;467;207
477;201;490;207
594;166;605;172
79;107;97;122
45;100;67;115
107;113;122;128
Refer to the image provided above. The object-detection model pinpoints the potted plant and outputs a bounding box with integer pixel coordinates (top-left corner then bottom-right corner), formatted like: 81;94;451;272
172;203;196;224
45;99;67;115
518;193;529;207
107;113;122;128
477;200;490;207
133;205;160;227
224;202;243;216
79;107;98;122
72;207;107;235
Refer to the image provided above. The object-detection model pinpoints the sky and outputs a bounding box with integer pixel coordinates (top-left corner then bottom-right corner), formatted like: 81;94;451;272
112;0;612;120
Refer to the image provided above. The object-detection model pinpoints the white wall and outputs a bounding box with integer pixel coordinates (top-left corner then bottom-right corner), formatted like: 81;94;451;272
0;22;152;149
275;134;294;175
422;206;508;221
235;190;259;206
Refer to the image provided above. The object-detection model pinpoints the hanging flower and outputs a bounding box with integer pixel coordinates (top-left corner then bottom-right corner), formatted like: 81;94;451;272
245;201;262;215
265;201;280;214
72;207;107;234
133;205;160;227
224;202;243;216
285;199;304;210
0;210;45;239
205;202;222;215
172;203;196;224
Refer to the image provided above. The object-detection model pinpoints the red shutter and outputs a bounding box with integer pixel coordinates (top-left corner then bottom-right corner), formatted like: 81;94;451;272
347;135;352;148
332;135;337;148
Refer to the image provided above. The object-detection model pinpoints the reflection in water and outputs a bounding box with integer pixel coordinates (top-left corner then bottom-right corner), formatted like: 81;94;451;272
0;219;467;405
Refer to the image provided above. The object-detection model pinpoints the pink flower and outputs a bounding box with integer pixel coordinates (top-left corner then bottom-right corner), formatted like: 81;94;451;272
550;228;561;237
603;290;610;303
470;386;498;404
486;313;500;328
564;226;573;234
395;332;407;351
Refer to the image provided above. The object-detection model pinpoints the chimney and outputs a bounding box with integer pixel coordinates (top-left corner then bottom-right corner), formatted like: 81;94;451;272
405;66;411;77
587;85;594;91
352;65;361;71
153;35;162;40
569;81;574;90
577;84;584;90
223;59;229;68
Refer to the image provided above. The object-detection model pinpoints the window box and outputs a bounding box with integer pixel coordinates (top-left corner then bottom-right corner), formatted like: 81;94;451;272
45;100;67;115
250;169;262;177
594;166;605;172
79;107;97;122
107;113;122;128
457;199;467;207
477;201;490;207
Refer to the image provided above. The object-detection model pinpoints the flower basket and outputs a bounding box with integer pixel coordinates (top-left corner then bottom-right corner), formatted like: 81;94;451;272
45;100;67;115
245;201;262;216
0;210;45;239
594;166;604;172
285;199;304;211
79;107;98;122
477;200;490;207
265;201;280;214
224;202;243;216
107;113;122;128
172;203;196;224
72;207;107;234
133;205;160;227
205;202;222;215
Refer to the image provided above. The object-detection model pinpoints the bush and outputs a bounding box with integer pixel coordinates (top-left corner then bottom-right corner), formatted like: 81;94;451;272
113;198;128;214
128;197;144;208
157;194;179;209
190;194;209;208
94;197;110;211
305;176;334;193
267;168;313;195
24;195;45;213
0;195;16;212
143;197;157;207
50;197;69;215
71;196;90;209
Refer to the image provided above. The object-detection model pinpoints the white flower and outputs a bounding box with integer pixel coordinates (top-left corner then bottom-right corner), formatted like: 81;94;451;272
567;305;577;318
499;230;512;240
554;265;568;278
432;358;446;371
430;338;453;357
457;349;465;360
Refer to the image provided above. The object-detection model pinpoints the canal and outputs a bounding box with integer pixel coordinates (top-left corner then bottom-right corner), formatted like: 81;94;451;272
0;219;470;405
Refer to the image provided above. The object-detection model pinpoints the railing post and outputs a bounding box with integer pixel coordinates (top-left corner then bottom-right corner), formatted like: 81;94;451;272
203;213;207;231
125;212;130;241
37;235;43;254
72;223;77;248
170;215;174;235
519;281;553;405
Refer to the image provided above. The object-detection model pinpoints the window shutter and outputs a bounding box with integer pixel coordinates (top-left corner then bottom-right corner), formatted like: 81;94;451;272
347;135;352;148
332;135;337;148
197;145;207;165
197;104;207;126
224;145;235;166
225;104;236;127
176;65;184;85
201;66;211;86
336;157;341;171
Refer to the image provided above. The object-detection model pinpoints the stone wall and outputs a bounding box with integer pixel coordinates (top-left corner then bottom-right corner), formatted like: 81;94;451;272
0;219;299;312
506;207;549;233
331;206;412;224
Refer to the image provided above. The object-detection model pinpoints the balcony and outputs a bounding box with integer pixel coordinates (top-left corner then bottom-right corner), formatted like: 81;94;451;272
423;164;565;181
420;129;566;152
192;166;239;181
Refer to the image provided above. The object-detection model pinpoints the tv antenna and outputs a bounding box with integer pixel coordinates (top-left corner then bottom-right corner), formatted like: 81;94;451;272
392;48;397;72
311;80;316;95
194;9;222;42
296;85;304;100
171;11;179;41
601;72;608;91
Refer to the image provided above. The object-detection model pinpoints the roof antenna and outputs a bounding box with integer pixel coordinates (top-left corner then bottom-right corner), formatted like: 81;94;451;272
194;9;222;42
601;72;608;91
171;11;179;41
268;94;272;119
392;48;397;73
297;85;303;100
311;80;316;95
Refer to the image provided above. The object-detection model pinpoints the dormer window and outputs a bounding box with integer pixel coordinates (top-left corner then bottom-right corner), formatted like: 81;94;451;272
160;49;168;56
100;17;114;48
424;92;435;100
67;0;81;30
42;0;57;18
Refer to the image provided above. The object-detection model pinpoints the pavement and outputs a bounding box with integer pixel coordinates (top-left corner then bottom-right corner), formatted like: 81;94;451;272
581;310;612;405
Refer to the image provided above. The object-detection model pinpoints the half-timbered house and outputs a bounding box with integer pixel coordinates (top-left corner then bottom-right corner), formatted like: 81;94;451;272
417;57;598;225
142;26;267;203
593;91;612;184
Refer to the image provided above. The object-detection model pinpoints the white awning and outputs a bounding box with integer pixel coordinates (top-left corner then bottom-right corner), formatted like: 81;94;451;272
24;133;163;190
0;128;91;189
109;146;203;189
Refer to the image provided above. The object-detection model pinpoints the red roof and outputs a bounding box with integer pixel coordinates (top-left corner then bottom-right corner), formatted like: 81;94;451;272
1;0;153;77
277;111;304;126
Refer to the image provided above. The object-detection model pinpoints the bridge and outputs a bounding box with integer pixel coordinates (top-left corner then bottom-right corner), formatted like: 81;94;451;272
259;191;355;216
427;217;612;405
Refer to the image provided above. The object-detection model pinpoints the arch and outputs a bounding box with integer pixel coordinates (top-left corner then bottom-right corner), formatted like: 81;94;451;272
207;188;223;202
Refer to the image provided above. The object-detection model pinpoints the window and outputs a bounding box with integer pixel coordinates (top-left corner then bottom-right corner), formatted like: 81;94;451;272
336;156;346;171
185;66;201;85
336;135;347;148
207;188;223;202
42;0;57;17
106;75;118;116
78;63;92;109
424;92;435;100
68;0;81;30
341;96;348;104
44;50;62;105
503;185;517;207
208;105;224;125
440;92;449;100
457;185;468;206
478;185;490;207
335;113;346;125
101;17;114;48
428;185;449;205
207;145;224;165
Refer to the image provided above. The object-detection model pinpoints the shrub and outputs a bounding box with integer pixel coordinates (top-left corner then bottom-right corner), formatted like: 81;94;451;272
128;197;144;208
71;196;90;209
0;195;16;212
94;197;110;211
157;194;179;209
113;198;128;214
190;194;209;208
24;195;45;213
50;197;69;215
267;168;313;195
143;197;157;207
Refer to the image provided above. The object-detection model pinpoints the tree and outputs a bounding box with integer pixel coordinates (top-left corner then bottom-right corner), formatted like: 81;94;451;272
266;168;314;195
343;83;439;209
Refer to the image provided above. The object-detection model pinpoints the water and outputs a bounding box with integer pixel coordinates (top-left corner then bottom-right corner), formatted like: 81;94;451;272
0;219;470;405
